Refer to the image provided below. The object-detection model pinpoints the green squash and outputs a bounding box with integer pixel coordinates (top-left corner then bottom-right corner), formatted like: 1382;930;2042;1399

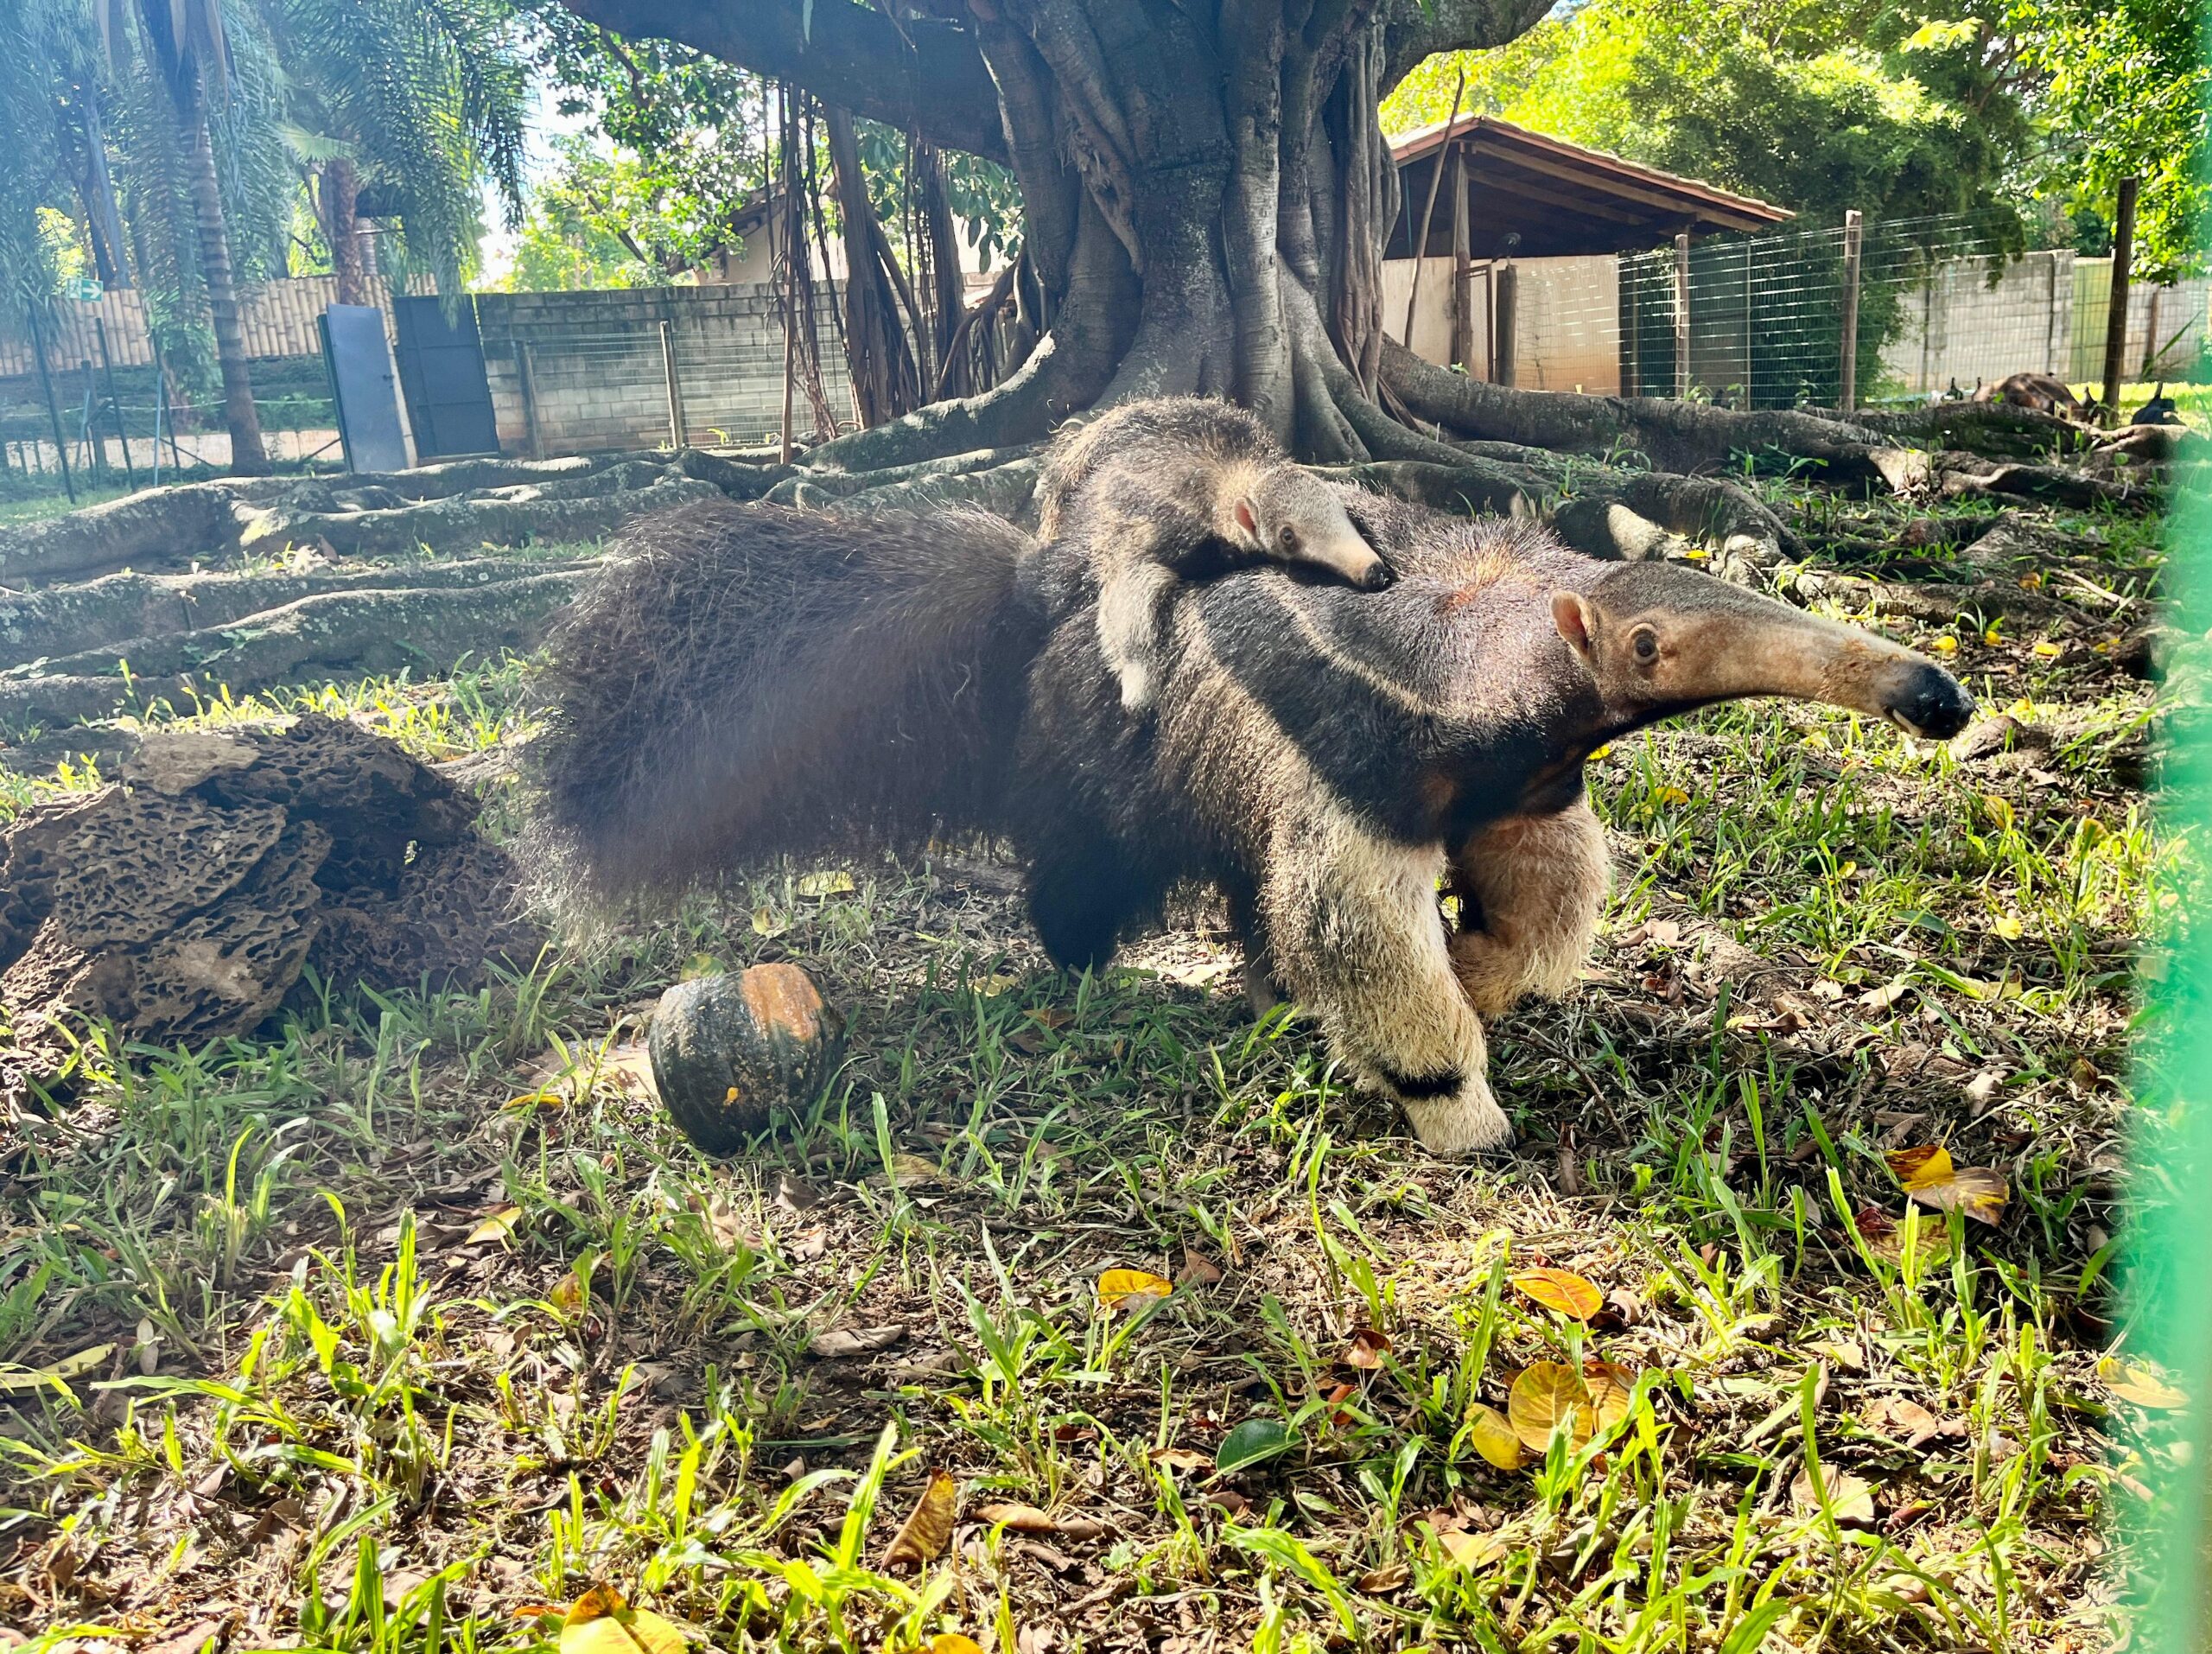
648;964;845;1154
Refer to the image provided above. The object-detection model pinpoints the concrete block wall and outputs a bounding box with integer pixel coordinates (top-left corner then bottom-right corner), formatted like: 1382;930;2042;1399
474;283;854;457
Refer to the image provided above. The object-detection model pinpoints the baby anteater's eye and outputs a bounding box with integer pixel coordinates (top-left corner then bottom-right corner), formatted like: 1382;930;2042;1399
1279;525;1300;553
1631;627;1660;663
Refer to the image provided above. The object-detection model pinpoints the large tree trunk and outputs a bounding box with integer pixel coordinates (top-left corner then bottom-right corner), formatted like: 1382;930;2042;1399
550;0;2147;521
179;61;270;476
318;156;371;309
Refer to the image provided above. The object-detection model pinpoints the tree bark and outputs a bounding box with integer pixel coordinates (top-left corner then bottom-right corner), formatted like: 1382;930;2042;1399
822;106;922;427
74;85;132;290
318;157;371;309
179;61;270;476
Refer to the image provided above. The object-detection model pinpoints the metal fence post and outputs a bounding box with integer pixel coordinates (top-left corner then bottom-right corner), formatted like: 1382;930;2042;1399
1450;148;1472;372
1673;232;1691;399
1838;210;1864;413
27;305;75;504
2100;176;2139;424
95;316;134;488
659;316;685;448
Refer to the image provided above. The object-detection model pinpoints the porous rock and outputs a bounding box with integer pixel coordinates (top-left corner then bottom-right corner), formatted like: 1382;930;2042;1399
0;714;539;1099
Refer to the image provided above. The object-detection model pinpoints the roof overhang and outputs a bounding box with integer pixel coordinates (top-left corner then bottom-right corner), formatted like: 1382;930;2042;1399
1388;115;1791;260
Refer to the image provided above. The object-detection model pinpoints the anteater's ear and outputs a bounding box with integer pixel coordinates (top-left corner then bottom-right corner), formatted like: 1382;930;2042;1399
1552;591;1598;658
1234;498;1258;537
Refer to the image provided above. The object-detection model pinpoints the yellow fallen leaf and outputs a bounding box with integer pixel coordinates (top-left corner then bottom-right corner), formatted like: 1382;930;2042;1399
1097;1268;1173;1313
505;1089;563;1112
1582;1360;1636;1431
1507;1362;1595;1453
2100;1356;2190;1409
1653;786;1690;806
1929;635;1959;654
2032;640;2063;658
0;1342;116;1393
467;1206;524;1245
1463;1403;1525;1470
1885;1145;2008;1225
796;871;855;898
1435;1529;1503;1568
550;1267;589;1319
883;1468;957;1572
929;1638;986;1654
1789;1466;1878;1526
1513;1267;1603;1320
751;905;788;938
559;1586;686;1654
1993;914;2024;939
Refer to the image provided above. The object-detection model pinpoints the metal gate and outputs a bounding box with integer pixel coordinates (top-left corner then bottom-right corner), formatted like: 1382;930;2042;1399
391;295;501;460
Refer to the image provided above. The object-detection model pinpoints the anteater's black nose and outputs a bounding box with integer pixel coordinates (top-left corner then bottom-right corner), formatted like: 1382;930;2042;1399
1360;563;1395;592
1896;664;1974;740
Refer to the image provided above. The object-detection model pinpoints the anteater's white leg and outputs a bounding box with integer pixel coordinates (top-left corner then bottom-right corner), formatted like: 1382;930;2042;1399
1446;801;1611;1019
1262;808;1511;1155
1094;559;1181;713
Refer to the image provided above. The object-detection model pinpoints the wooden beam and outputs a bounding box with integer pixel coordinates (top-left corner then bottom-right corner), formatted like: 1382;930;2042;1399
1463;137;1779;228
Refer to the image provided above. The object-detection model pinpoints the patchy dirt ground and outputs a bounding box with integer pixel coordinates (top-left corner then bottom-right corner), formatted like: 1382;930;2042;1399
0;476;2193;1654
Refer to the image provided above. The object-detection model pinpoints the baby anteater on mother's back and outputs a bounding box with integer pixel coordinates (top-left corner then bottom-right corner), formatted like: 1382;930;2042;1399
1038;398;1389;712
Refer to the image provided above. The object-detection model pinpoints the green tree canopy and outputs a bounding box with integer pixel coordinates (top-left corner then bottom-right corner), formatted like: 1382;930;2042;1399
1384;0;2031;242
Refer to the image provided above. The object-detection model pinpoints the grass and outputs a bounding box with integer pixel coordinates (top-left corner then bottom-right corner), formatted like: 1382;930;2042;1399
0;481;2190;1653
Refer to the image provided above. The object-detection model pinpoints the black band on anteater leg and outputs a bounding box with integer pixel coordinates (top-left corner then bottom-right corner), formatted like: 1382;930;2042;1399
1374;1062;1467;1101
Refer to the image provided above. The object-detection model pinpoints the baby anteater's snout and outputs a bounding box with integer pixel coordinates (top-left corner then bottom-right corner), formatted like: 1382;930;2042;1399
1885;661;1975;741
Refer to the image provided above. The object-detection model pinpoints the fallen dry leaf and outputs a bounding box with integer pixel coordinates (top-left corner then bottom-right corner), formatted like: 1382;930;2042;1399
1863;1396;1946;1448
977;1502;1106;1540
810;1324;904;1358
1148;1447;1211;1473
0;1342;114;1393
2100;1355;2190;1409
1464;1403;1525;1470
928;1638;986;1654
1508;1362;1595;1453
1357;1562;1409;1594
883;1468;957;1573
1514;1267;1603;1320
1096;1268;1173;1313
1885;1145;2008;1225
1853;1206;1955;1268
467;1206;524;1246
796;870;855;898
1789;1466;1878;1527
1176;1247;1224;1288
1581;1360;1635;1431
1344;1328;1392;1370
788;1225;829;1261
1435;1529;1504;1569
549;1267;589;1319
774;1173;820;1212
559;1586;686;1654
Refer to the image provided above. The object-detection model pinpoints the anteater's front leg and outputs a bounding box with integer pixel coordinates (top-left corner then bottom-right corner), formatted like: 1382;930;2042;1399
1446;802;1611;1019
1262;811;1511;1155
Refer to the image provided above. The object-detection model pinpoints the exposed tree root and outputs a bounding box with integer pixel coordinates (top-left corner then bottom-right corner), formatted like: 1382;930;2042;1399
0;557;595;673
0;573;589;728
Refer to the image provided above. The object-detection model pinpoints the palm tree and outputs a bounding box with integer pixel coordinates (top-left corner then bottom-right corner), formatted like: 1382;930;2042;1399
264;0;528;303
96;0;270;473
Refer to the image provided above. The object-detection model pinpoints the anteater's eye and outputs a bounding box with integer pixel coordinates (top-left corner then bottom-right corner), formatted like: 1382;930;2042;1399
1631;628;1660;663
1279;525;1300;553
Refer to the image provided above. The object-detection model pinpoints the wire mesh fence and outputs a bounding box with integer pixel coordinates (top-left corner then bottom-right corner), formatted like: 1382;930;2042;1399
1422;211;2210;410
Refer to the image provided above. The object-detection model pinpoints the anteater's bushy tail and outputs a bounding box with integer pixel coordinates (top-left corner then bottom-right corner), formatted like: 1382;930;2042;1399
523;499;1045;907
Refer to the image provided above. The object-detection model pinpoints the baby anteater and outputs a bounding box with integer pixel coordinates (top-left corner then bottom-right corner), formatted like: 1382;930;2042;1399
1038;398;1388;712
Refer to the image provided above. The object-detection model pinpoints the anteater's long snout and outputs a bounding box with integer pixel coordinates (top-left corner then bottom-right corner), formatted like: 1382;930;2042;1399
1729;608;1976;739
1598;563;1976;739
1880;658;1975;740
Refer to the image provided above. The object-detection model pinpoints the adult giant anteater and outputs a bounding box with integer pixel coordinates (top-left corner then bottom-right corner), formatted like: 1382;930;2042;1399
527;482;1970;1154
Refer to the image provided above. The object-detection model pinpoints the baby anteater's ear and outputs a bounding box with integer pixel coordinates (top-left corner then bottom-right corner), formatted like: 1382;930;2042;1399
1233;498;1258;537
1552;591;1598;658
